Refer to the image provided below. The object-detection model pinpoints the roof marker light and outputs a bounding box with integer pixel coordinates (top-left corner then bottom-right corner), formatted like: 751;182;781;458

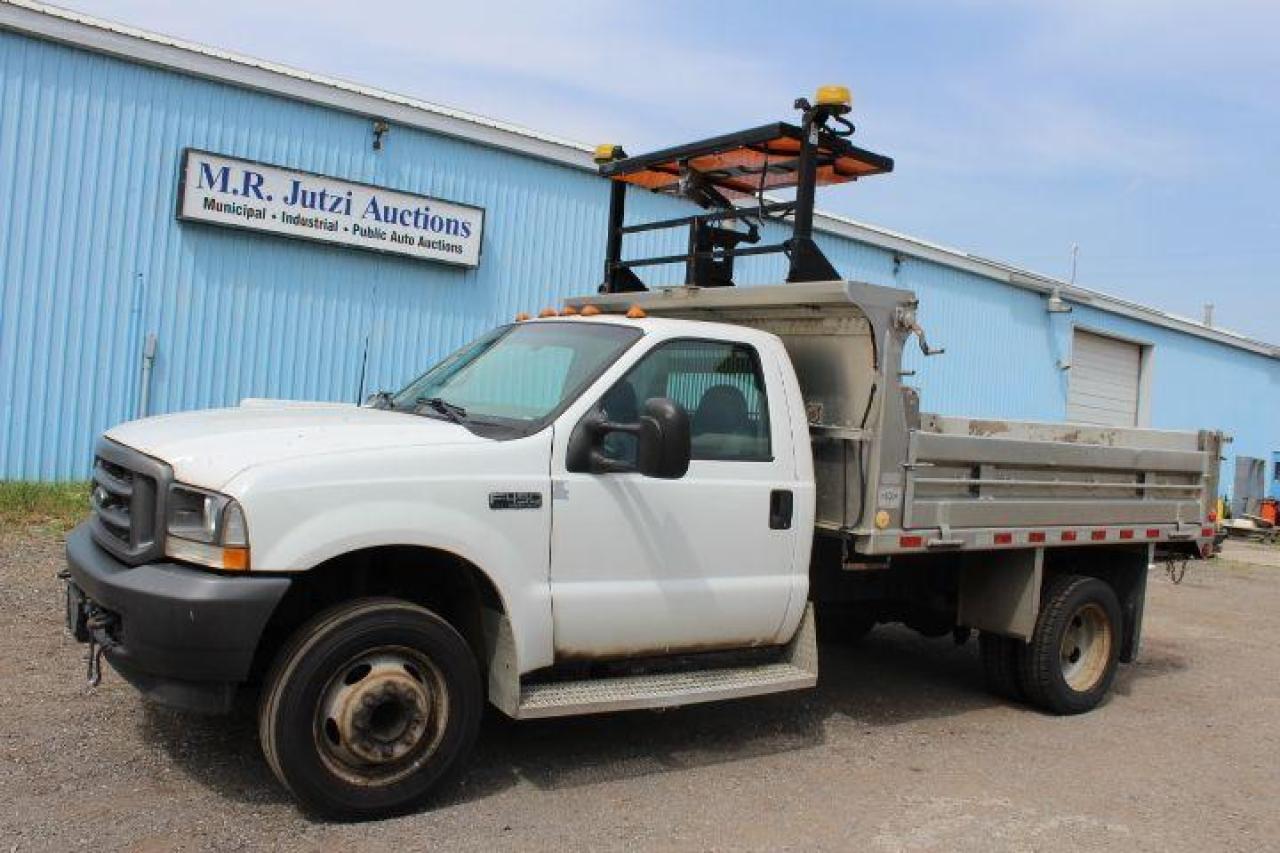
626;305;647;319
1061;531;1078;542
538;308;557;318
594;143;624;164
560;305;579;316
1028;531;1046;543
514;312;531;322
580;304;601;316
994;532;1013;545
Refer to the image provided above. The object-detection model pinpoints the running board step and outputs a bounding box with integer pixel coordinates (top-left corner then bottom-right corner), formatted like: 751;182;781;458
514;604;817;720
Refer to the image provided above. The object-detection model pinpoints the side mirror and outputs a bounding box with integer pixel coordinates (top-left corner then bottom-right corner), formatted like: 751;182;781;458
566;397;691;479
635;397;692;479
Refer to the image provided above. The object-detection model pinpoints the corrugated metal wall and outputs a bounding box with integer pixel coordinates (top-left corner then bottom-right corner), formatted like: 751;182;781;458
0;30;617;478
1;29;1277;481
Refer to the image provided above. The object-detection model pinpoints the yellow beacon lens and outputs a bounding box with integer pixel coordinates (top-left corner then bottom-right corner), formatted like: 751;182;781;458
815;85;852;110
593;143;620;164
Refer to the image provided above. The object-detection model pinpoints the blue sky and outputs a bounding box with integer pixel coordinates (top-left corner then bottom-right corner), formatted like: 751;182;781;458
67;0;1280;343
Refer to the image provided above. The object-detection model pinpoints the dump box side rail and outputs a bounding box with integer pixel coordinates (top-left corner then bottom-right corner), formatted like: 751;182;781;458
850;416;1222;556
908;416;1215;529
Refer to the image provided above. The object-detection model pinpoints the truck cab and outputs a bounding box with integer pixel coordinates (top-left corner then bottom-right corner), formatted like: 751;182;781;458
65;309;827;817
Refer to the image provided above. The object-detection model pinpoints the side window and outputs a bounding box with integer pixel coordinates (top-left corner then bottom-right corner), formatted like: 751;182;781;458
598;339;771;462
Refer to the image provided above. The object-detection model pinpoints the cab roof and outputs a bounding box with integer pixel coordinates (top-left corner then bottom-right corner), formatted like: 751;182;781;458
521;313;783;347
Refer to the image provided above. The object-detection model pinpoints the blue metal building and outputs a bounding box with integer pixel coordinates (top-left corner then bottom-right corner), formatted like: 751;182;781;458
1;1;1277;488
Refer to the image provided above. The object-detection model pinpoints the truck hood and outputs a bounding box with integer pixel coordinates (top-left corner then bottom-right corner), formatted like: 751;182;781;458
106;402;485;490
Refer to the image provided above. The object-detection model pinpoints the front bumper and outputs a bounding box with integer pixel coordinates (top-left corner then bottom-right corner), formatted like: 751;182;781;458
63;523;291;713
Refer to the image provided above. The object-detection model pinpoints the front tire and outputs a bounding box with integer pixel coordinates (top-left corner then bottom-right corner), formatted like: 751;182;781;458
259;598;482;820
1019;575;1122;715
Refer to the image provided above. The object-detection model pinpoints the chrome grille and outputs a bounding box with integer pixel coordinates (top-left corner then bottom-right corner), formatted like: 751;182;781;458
89;439;169;564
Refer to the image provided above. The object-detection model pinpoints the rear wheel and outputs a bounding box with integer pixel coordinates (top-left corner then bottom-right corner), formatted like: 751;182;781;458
1019;575;1122;715
978;632;1024;702
815;602;875;645
259;598;482;820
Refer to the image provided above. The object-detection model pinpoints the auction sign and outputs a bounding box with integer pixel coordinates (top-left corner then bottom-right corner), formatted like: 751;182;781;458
176;149;484;268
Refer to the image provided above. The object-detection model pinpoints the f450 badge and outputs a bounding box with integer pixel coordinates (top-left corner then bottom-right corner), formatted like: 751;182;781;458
488;492;543;510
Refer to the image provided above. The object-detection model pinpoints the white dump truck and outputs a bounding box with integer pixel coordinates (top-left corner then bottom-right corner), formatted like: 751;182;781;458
63;91;1222;818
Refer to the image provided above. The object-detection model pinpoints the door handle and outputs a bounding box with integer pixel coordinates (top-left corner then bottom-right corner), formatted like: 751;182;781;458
769;489;794;530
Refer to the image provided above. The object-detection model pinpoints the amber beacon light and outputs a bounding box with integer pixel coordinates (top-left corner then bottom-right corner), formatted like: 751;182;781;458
814;84;853;112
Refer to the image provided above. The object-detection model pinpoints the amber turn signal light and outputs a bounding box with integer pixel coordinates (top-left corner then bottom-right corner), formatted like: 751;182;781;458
221;547;250;571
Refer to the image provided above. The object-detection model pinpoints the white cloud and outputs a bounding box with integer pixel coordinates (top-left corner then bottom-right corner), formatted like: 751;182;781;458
68;0;795;148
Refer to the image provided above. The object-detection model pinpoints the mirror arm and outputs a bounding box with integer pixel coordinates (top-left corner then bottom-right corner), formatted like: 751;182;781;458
595;420;641;436
587;451;638;474
581;419;643;474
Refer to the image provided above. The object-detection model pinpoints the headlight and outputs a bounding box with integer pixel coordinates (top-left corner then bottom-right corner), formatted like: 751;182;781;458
165;484;250;570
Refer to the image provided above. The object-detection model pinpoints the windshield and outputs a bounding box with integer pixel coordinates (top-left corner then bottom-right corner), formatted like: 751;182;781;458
389;321;642;436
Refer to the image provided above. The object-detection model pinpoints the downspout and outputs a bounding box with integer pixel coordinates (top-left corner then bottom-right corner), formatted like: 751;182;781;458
136;332;157;419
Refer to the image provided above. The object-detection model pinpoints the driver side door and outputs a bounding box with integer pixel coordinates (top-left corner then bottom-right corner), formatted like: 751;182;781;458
548;336;803;659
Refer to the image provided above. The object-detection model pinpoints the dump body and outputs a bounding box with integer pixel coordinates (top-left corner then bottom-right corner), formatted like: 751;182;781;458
571;280;1223;558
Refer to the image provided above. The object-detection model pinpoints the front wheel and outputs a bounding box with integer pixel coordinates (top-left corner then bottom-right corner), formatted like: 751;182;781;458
259;598;483;820
1019;575;1122;715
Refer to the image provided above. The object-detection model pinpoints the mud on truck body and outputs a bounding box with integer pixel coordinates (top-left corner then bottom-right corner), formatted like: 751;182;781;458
63;90;1222;819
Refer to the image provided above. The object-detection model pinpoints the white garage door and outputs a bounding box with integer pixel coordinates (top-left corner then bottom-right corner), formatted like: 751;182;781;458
1067;330;1141;426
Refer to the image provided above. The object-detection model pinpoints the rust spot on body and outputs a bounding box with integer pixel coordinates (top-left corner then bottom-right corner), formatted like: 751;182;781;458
967;419;1011;437
554;638;769;666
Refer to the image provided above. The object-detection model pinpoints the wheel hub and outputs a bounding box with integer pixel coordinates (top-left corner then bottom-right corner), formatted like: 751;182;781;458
319;653;443;772
1059;602;1113;692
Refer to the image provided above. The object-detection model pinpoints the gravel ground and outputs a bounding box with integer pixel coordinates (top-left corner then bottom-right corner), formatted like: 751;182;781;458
2;528;1277;852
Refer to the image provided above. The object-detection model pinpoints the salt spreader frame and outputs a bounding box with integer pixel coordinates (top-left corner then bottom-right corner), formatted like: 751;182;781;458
595;86;894;293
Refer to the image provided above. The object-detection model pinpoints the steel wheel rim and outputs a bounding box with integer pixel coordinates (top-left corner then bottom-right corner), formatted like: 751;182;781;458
1059;602;1112;692
314;646;450;787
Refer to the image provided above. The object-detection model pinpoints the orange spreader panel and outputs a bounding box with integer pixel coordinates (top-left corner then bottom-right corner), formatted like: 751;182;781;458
602;122;893;200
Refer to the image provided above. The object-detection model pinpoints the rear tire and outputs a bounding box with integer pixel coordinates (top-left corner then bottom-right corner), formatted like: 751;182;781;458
258;598;482;820
978;632;1024;702
1019;575;1122;715
815;603;875;645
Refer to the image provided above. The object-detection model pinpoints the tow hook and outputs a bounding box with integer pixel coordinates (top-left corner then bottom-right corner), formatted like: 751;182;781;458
84;611;118;688
86;637;106;687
